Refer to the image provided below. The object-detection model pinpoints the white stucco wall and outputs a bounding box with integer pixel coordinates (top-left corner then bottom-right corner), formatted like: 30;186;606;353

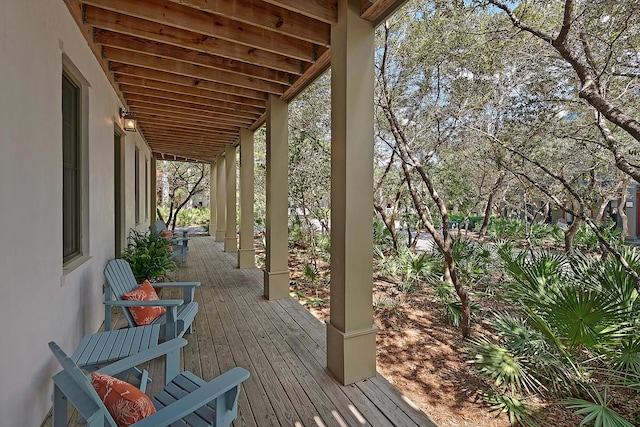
0;1;152;425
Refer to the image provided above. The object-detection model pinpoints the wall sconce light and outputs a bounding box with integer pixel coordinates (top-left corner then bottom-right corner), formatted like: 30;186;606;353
119;108;137;132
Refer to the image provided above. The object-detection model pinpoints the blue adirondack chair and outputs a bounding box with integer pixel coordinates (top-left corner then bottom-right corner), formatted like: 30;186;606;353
49;339;250;427
150;219;189;262
103;259;199;339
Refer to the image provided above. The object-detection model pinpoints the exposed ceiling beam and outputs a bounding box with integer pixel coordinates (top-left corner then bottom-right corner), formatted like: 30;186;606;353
133;110;254;131
166;0;330;46
115;75;267;108
96;30;292;86
125;93;260;119
112;65;268;101
105;49;287;94
135;118;241;135
86;8;304;75
119;85;264;115
128;102;256;125
263;0;338;24
82;0;317;61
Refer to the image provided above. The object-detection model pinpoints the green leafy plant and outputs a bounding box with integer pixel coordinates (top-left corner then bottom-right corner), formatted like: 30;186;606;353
479;390;538;427
303;297;326;307
562;388;635;427
121;229;177;282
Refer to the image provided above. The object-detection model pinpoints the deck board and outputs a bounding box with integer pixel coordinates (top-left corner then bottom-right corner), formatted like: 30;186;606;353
41;236;437;427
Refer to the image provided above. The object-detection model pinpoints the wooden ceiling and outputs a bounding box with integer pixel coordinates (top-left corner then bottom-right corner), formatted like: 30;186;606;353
64;0;406;163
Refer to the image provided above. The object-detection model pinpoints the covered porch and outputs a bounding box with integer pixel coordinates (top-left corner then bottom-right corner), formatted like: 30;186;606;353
43;236;436;426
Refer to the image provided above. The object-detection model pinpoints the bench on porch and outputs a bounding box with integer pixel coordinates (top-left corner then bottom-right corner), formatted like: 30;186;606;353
49;339;250;427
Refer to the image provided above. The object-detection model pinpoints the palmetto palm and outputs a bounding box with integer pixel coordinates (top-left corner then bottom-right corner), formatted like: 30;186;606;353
474;244;640;425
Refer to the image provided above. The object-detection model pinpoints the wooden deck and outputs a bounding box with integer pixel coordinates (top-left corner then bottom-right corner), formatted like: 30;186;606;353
43;236;437;427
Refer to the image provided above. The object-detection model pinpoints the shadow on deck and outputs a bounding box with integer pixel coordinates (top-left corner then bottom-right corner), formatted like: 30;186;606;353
43;235;437;427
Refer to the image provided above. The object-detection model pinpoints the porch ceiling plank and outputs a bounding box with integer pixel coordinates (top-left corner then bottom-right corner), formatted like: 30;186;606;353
127;103;256;126
165;0;330;46
80;0;318;61
146;139;234;151
85;7;304;75
115;75;267;109
95;30;292;86
147;138;234;147
135;116;251;134
125;94;261;120
119;85;264;115
135;112;243;131
144;133;235;144
262;0;338;24
111;65;268;101
105;49;287;94
135;119;241;136
148;138;234;148
139;125;240;138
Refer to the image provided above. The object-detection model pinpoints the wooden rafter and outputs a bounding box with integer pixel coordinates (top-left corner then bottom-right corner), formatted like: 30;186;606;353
63;0;401;162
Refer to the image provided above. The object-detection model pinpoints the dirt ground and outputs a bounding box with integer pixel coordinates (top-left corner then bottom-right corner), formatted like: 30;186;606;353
286;251;585;427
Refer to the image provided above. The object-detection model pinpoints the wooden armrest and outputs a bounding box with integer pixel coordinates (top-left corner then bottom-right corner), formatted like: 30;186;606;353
96;338;187;377
103;299;184;307
133;368;250;427
154;281;200;288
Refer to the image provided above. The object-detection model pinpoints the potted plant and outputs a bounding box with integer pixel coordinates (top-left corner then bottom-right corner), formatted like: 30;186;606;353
121;229;178;283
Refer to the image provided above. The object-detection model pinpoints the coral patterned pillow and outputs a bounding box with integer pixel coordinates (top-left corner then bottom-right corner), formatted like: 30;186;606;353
122;280;166;326
91;372;156;427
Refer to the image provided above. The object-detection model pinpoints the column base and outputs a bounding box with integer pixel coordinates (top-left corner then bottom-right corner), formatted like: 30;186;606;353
263;269;289;300
326;320;377;385
237;249;255;269
215;229;225;241
224;237;237;252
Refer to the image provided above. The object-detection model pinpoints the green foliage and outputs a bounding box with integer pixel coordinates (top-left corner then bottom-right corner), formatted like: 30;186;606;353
573;223;623;253
432;280;480;327
121;229;177;281
476;244;640;425
303;297;326;307
479;390;538;427
373;219;394;248
373;295;403;317
448;214;485;231
486;218;563;247
157;207;210;227
562;388;636;427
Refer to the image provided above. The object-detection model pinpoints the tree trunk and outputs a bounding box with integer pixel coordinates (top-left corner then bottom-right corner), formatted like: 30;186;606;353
443;249;471;338
618;177;630;242
564;216;581;254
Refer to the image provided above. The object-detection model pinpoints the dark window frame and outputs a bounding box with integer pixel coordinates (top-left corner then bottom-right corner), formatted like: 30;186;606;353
62;71;82;263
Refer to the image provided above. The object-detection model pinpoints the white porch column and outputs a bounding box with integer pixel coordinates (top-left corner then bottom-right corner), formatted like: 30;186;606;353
224;145;237;252
264;94;289;300
326;0;377;385
238;129;256;268
209;161;217;237
215;155;226;241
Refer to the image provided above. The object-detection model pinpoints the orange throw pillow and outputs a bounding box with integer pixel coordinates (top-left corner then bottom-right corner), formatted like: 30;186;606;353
122;280;166;326
91;372;156;427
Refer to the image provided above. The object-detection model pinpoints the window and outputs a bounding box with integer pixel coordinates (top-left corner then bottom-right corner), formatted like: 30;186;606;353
62;72;81;263
135;146;140;224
